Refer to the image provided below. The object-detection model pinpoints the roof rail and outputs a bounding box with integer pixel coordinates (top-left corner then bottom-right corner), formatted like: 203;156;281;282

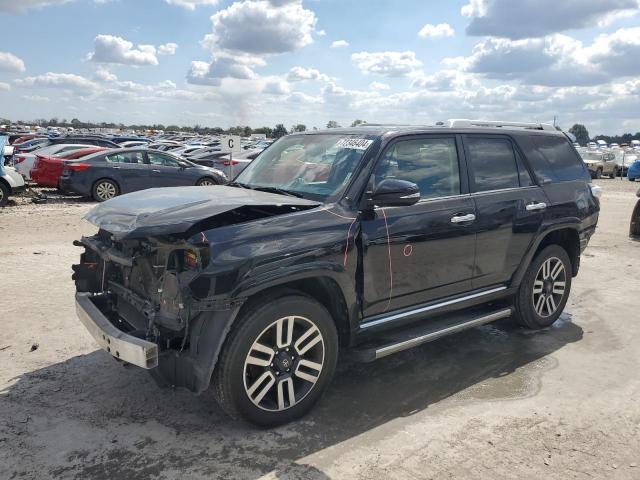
448;119;557;132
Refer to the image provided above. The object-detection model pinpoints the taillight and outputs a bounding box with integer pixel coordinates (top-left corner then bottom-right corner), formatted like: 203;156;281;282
67;163;91;172
222;160;239;166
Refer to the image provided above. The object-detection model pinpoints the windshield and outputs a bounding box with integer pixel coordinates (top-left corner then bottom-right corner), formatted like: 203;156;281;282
234;134;374;201
580;151;602;161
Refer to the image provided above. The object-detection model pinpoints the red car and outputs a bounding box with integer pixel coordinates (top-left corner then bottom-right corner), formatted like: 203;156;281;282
31;147;106;188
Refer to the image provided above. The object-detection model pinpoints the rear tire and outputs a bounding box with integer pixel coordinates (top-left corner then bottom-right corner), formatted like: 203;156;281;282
0;182;9;207
92;179;119;202
212;292;338;427
513;245;572;329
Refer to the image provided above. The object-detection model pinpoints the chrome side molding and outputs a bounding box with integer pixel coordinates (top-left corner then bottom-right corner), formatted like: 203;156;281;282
360;286;507;330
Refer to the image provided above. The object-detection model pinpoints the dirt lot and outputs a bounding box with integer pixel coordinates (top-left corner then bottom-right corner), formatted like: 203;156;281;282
1;181;639;479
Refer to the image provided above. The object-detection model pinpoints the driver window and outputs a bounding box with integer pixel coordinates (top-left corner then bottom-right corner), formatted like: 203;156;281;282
148;153;179;167
375;137;460;200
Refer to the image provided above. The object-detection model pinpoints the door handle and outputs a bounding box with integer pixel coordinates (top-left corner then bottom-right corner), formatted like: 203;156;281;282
152;169;161;173
526;202;547;211
451;213;476;224
112;166;121;169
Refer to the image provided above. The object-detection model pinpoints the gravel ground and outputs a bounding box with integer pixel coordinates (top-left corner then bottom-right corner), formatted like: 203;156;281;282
1;179;639;479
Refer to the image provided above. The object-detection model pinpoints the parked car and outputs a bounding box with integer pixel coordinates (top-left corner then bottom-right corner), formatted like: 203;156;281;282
31;147;106;188
49;136;121;149
12;137;50;153
60;148;227;201
579;150;617;178
212;148;262;178
118;141;149;149
631;187;640;238
72;120;599;426
628;158;640;181
14;144;93;180
0;137;26;207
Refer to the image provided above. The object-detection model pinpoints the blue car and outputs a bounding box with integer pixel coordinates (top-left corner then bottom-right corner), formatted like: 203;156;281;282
628;159;640;181
59;148;227;201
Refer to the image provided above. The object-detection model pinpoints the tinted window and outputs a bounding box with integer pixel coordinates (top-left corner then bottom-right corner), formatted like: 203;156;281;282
465;137;519;192
148;152;180;167
375;137;460;200
515;149;534;187
106;152;144;164
529;135;589;182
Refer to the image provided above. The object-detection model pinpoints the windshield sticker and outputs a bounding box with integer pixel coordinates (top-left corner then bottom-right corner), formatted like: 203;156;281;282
334;138;374;151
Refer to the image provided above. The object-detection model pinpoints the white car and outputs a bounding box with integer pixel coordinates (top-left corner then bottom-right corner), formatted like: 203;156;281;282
0;164;26;207
13;143;93;180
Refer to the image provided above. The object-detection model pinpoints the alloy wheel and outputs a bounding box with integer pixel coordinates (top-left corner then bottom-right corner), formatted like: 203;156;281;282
198;179;215;186
96;181;116;200
532;257;567;318
243;315;325;412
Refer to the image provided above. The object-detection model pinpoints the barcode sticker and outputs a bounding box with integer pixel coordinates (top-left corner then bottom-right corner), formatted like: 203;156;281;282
335;138;374;150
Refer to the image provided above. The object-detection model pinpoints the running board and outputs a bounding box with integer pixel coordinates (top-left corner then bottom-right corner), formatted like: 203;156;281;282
353;306;513;362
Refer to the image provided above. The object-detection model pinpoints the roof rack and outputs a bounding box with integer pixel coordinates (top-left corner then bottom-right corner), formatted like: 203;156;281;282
448;119;557;132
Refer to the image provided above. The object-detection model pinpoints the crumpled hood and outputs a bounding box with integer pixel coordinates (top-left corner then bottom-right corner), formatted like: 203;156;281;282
84;186;321;239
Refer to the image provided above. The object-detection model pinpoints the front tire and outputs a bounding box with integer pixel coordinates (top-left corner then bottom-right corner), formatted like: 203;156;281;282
610;169;616;179
92;178;119;202
0;182;9;207
196;177;218;187
514;245;572;329
212;292;338;426
595;168;603;179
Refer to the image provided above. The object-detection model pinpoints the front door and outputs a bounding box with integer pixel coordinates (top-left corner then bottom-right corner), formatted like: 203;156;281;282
146;152;191;187
361;135;477;319
461;134;548;288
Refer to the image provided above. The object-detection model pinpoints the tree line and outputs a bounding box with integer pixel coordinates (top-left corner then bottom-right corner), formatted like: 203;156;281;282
569;124;640;146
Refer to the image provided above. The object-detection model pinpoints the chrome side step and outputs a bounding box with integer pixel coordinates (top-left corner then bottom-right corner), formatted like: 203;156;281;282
352;306;514;362
374;308;513;359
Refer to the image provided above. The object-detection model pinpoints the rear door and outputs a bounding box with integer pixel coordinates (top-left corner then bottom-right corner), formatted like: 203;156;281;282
146;152;192;187
462;135;548;289
104;151;151;193
361;135;477;318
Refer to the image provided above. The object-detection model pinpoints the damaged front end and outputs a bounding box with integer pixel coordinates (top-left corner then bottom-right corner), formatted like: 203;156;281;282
72;230;244;392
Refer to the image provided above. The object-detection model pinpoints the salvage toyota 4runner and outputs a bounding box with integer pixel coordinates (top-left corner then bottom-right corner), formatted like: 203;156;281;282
73;120;599;426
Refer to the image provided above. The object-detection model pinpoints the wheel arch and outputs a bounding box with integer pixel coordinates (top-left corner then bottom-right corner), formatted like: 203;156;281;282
512;226;581;287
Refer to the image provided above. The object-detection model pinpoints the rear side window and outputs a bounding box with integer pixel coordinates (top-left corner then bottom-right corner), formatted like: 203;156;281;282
528;135;589;182
465;137;519;192
106;152;144;164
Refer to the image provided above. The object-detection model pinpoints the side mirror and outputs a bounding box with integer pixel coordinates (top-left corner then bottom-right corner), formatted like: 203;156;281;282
371;178;420;207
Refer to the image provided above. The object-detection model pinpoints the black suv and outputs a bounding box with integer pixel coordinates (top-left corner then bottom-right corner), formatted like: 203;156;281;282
72;120;599;426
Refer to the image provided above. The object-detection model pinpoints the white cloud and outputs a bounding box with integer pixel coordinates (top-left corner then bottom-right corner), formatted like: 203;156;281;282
286;66;331;82
205;0;317;55
0;51;26;72
262;79;290;95
351;51;423;77
187;56;264;86
164;0;219;9
0;82;10;91
370;81;390;91
456;29;640;86
461;0;640;39
0;0;75;14
317;29;326;36
88;35;159;66
15;72;99;95
21;95;50;102
418;23;455;39
94;67;117;82
158;42;178;55
331;40;349;48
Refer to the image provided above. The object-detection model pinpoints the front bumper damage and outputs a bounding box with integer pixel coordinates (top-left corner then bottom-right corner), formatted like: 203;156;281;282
76;292;158;369
72;232;245;393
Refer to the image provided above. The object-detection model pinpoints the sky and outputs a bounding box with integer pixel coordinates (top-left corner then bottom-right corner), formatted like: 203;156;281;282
0;0;639;134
